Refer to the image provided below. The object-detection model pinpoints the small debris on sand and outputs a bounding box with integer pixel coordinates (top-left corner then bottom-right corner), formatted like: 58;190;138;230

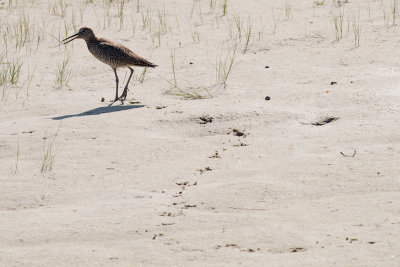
311;116;339;126
232;129;245;136
199;116;213;124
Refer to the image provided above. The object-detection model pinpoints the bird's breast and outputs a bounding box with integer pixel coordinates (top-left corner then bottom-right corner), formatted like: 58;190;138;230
87;43;120;68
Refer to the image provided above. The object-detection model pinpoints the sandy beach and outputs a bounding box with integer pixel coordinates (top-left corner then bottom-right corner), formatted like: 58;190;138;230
1;0;400;266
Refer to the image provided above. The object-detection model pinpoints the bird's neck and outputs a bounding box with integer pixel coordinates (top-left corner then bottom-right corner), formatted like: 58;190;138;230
85;36;98;45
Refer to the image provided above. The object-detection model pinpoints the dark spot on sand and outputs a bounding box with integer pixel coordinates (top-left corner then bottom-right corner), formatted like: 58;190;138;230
291;247;305;253
312;116;339;126
232;129;245;136
199;116;213;124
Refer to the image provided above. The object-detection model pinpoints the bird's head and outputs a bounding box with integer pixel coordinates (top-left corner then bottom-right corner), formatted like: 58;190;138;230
63;27;95;44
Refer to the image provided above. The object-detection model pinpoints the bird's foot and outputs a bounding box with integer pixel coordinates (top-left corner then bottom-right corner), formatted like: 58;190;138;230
118;88;128;100
108;97;120;106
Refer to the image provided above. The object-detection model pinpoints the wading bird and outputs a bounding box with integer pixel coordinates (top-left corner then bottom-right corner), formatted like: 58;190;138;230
63;27;157;103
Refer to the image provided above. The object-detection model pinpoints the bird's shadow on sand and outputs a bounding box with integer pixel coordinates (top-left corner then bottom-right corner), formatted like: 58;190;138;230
52;104;145;120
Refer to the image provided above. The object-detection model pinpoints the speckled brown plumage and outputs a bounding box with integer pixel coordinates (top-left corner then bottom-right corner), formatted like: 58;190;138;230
63;27;157;103
86;37;157;69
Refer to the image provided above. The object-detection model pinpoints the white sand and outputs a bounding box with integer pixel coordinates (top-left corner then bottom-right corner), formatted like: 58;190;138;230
1;0;400;266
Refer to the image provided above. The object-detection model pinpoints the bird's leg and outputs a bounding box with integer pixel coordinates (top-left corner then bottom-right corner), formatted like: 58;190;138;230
119;67;134;100
113;68;119;102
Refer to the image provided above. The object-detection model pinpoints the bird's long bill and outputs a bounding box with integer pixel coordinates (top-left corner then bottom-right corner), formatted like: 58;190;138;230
62;33;79;44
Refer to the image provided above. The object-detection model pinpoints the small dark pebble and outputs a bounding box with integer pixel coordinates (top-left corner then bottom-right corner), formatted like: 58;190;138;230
190;62;193;65
331;81;337;85
265;96;271;101
350;81;353;83
265;66;270;69
232;129;244;136
101;97;105;102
